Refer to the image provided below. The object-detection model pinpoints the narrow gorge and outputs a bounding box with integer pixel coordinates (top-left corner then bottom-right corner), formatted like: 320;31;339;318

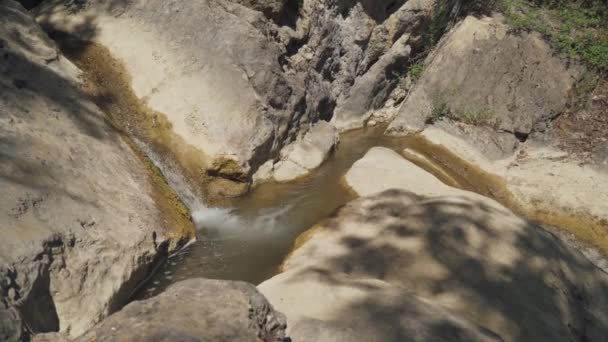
2;0;608;341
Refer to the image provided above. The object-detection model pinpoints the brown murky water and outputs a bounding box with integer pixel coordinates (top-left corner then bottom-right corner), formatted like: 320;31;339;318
135;125;410;298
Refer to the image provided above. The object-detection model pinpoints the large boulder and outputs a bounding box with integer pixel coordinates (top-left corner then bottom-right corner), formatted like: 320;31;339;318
259;267;501;342
261;189;608;342
73;279;288;342
35;0;307;196
388;15;581;135
0;1;194;340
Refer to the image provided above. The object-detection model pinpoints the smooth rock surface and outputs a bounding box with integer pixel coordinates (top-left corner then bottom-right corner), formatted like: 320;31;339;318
272;121;339;182
260;267;501;342
36;0;304;185
388;15;580;135
262;190;608;342
0;1;193;339
75;279;288;342
344;147;486;201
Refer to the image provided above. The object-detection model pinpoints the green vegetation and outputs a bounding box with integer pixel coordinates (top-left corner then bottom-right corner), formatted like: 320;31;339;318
430;94;499;127
408;62;425;81
429;97;450;123
575;70;601;97
458;107;498;127
423;0;607;73
500;0;608;73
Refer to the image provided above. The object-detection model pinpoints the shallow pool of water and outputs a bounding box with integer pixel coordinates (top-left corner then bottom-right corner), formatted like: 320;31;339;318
136;125;433;298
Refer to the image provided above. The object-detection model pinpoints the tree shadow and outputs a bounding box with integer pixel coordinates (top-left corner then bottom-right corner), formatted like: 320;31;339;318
0;0;122;203
1;2;127;339
283;189;608;341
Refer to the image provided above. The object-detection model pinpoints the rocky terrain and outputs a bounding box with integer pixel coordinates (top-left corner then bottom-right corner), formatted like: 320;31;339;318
1;0;608;341
261;188;608;341
32;0;460;197
34;279;288;342
0;0;195;339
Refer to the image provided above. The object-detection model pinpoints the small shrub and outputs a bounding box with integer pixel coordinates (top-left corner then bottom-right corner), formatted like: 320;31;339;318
429;98;450;123
408;62;425;81
455;107;497;126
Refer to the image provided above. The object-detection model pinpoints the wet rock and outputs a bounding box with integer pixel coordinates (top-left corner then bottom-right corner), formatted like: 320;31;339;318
0;1;194;340
75;279;288;342
32;0;451;189
388;15;581;136
262;189;608;342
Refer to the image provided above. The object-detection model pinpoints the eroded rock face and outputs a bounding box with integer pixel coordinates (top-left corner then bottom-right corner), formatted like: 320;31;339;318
261;189;608;342
0;1;194;339
388;15;581;136
290;0;438;131
74;279;288;342
231;0;287;20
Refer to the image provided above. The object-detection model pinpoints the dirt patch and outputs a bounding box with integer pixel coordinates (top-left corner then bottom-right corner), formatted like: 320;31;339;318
554;78;608;164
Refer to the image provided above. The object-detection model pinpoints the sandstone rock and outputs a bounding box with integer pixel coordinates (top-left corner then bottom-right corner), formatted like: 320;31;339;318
344;147;489;203
428;119;520;160
273;121;339;182
388;15;581;135
0;1;193;339
273;160;310;182
260;268;501;342
264;190;608;342
75;279;288;342
36;0;306;189
417;124;608;264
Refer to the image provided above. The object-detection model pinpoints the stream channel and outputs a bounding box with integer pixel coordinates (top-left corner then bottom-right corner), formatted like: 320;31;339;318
52;34;489;301
54;34;607;302
136;124;487;299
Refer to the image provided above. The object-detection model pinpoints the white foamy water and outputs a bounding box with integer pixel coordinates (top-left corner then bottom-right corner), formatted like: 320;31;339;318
192;204;292;239
134;139;205;212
